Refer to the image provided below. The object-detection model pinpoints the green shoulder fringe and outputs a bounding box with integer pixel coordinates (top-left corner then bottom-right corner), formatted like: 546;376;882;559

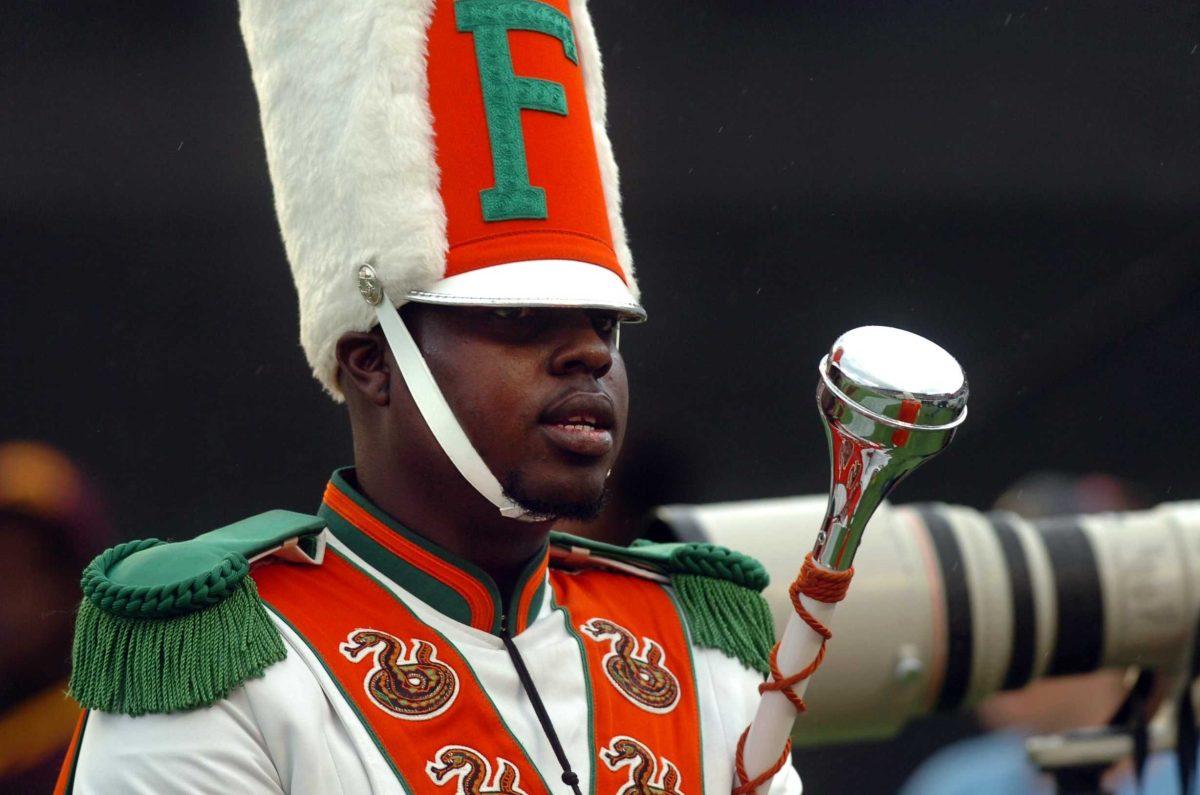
69;510;326;716
549;532;776;674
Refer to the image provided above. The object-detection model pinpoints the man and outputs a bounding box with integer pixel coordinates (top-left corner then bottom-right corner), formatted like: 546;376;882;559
58;0;801;792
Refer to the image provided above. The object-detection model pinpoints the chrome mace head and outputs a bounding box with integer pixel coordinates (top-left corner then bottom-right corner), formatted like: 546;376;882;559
813;326;968;570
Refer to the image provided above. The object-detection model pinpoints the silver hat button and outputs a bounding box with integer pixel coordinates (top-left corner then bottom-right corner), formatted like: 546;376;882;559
356;264;383;306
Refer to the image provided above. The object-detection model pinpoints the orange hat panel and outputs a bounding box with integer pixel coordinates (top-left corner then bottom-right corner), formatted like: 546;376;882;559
426;0;622;281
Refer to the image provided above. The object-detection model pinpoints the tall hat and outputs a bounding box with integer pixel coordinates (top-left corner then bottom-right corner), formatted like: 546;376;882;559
239;0;643;396
240;0;642;519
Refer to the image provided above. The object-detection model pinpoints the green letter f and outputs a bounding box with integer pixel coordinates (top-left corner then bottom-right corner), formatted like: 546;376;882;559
456;0;578;222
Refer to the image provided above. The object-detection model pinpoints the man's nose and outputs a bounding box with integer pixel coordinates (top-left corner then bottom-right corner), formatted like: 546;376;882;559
550;313;613;378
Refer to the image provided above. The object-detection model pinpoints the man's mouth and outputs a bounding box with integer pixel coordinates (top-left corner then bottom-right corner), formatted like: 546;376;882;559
539;393;616;458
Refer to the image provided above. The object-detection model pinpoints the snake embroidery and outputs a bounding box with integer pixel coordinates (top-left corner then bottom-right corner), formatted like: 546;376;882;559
339;628;459;720
426;745;528;795
601;736;684;795
580;618;680;713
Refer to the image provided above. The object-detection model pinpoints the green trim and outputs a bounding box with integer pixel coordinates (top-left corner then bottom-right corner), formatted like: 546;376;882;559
551;589;598;795
265;607;415;794
329;471;496;586
69;576;286;716
327;469;499;626
664;586;707;795
325;469;549;636
551;532;770;591
455;0;577;222
511;540;549;631
314;548;552;793
319;505;474;627
523;580;547;630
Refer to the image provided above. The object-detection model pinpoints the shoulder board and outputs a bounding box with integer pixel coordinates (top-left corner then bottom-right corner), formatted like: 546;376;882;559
549;532;769;589
70;510;326;716
549;532;775;674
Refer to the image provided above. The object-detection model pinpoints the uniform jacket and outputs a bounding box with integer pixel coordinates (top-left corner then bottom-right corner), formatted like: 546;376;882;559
60;470;801;794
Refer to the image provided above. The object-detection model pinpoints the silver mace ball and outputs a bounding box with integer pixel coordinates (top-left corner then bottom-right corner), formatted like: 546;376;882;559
812;326;969;571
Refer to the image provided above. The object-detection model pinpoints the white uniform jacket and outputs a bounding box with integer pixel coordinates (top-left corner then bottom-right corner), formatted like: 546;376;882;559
66;471;801;794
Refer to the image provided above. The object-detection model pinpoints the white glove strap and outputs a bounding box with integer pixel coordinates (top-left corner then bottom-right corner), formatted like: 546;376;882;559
374;295;540;521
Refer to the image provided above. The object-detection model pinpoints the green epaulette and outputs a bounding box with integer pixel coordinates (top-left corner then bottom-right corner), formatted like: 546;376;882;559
549;532;775;675
69;510;326;717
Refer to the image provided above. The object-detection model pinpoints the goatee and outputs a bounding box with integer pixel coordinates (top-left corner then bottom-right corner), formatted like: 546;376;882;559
502;471;607;522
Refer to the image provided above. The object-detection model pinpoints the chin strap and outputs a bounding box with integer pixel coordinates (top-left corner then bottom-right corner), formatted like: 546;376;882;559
359;265;545;522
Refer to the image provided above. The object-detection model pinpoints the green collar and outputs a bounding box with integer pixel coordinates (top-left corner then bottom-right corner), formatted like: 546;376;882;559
319;468;547;636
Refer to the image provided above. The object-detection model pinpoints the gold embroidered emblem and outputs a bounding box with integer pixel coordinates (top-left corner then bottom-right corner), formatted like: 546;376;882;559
426;745;529;794
601;736;685;795
339;628;458;720
581;618;680;713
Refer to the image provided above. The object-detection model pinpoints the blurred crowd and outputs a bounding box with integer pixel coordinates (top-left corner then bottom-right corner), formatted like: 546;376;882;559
0;443;114;793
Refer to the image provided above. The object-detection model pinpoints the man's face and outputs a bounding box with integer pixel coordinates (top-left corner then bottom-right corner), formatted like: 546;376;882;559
403;304;629;520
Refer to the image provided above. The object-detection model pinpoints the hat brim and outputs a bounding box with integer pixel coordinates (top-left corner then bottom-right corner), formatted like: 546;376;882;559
404;260;646;322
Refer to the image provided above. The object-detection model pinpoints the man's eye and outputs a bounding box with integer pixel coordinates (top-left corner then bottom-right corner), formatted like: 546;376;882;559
592;315;618;334
491;307;534;320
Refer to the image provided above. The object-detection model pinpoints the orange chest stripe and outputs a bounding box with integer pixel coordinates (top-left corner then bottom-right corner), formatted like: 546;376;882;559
552;569;704;794
255;553;549;794
322;483;496;631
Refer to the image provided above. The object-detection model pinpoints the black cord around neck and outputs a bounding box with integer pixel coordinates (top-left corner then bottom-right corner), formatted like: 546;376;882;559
500;629;583;795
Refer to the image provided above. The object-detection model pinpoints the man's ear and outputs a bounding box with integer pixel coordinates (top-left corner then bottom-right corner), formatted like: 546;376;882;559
335;330;390;407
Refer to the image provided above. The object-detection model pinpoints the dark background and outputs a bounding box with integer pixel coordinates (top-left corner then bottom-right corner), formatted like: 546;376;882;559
3;2;1198;791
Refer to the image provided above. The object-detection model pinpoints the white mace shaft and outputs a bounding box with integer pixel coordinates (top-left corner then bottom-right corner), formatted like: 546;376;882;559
741;597;840;794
